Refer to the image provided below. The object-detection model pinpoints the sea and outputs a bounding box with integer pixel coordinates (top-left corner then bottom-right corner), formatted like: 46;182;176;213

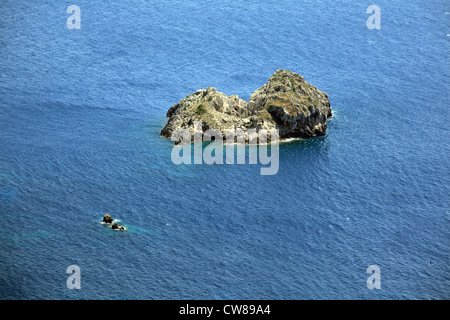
0;0;448;299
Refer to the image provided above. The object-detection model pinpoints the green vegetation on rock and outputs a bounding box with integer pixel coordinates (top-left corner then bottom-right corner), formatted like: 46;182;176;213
195;104;207;115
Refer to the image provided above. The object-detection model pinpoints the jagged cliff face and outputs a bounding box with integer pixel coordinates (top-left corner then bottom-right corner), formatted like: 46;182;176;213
161;69;332;143
249;70;332;138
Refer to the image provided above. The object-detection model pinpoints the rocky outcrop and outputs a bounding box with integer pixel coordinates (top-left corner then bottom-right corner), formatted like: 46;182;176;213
160;87;251;141
248;70;332;138
103;213;113;224
161;69;332;143
102;213;126;231
112;223;126;231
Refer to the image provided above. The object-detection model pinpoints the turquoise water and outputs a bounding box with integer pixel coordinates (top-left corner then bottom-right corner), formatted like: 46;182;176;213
0;0;449;299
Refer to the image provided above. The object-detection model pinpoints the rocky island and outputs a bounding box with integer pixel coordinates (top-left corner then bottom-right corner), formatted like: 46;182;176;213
161;70;332;144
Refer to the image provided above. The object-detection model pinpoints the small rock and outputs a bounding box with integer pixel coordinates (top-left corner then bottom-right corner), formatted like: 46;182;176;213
112;223;125;231
103;213;113;224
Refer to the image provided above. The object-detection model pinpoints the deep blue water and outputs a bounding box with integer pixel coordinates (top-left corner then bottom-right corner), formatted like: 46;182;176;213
0;0;449;299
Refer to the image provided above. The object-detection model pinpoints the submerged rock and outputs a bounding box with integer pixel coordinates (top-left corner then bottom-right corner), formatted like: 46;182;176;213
112;223;126;231
161;69;332;143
